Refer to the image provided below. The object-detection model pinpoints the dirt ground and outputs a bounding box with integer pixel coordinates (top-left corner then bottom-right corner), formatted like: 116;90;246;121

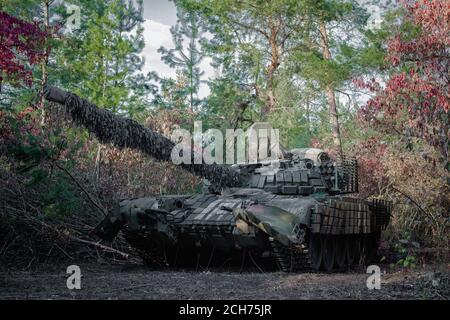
0;263;448;300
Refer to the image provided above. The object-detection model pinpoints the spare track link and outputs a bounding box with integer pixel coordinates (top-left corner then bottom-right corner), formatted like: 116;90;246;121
269;240;311;272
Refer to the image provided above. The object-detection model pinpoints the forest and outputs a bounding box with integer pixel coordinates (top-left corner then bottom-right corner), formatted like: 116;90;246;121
0;0;448;299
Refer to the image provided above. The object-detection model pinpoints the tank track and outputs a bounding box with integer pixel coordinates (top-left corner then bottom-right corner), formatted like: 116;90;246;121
269;240;312;272
123;232;171;268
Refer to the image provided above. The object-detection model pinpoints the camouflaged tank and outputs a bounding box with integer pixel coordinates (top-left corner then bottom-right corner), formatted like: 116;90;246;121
44;85;391;272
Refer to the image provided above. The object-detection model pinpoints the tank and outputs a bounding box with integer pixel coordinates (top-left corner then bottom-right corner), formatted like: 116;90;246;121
44;85;391;272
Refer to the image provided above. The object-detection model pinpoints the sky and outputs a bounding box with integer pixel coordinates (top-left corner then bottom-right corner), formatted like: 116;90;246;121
141;0;214;97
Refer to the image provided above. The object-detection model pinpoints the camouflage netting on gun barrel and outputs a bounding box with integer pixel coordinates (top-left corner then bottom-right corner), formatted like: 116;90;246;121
43;85;241;189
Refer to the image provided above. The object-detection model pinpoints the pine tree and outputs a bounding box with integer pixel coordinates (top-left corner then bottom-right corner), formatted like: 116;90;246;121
157;7;206;112
56;0;146;116
180;0;308;121
293;0;371;155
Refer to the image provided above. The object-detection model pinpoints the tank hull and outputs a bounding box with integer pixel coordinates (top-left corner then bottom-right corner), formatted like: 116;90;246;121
95;189;391;272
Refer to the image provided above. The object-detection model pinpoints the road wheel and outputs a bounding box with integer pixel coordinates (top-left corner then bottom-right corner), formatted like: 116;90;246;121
309;233;322;271
334;236;347;269
345;235;360;266
321;235;335;272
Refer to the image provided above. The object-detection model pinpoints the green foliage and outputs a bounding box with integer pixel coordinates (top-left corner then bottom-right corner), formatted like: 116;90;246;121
394;240;418;269
180;0;310;120
397;255;417;269
152;7;207;111
0;0;42;20
0;105;87;219
270;75;312;148
291;0;372;88
41;171;83;218
52;0;148;116
202;79;256;130
162;8;205;111
294;51;351;88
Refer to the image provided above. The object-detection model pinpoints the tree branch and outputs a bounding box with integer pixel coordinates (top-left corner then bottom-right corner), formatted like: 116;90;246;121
54;163;107;217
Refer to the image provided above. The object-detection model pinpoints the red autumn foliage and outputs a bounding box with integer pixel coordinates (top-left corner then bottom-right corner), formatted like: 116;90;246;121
350;137;389;198
359;0;450;168
0;11;47;88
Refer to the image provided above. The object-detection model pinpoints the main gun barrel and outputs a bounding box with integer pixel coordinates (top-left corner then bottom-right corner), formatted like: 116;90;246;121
43;85;242;189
